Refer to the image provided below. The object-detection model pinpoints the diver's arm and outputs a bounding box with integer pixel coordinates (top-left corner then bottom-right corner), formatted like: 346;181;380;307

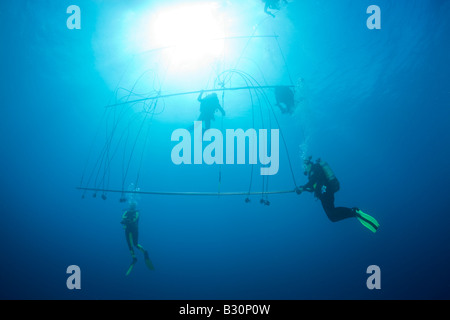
264;2;276;17
301;180;315;192
217;105;226;116
121;211;128;227
296;179;313;194
133;211;140;223
197;91;204;102
299;169;319;193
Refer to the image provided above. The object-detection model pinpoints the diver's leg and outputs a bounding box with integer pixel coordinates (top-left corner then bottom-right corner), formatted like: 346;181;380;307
134;228;146;254
125;230;132;251
136;242;155;270
126;230;137;261
320;191;336;220
188;116;203;132
133;230;153;266
320;192;356;222
277;103;287;113
332;207;358;222
132;228;139;250
133;232;148;260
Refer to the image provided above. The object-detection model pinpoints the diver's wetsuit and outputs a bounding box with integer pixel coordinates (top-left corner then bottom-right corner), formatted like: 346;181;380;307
122;209;140;252
121;208;154;274
197;92;225;130
275;86;295;114
302;163;357;222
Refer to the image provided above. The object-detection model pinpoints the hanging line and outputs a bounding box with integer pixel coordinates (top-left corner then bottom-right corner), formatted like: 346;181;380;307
248;80;299;189
119;70;159;193
216;87;225;196
231;16;271;80
118;51;172;199
274;32;295;87
246;78;257;198
217;17;227;196
132;53;172;192
215;70;257;199
264;91;298;188
79;54;139;198
217;69;299;189
133;98;158;189
92;71;160;196
263;92;273;204
86;104;132;196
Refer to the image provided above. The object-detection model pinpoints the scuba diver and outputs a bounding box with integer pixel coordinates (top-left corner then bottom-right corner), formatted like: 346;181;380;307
275;86;295;114
121;202;154;276
263;0;288;18
296;157;380;233
193;90;225;131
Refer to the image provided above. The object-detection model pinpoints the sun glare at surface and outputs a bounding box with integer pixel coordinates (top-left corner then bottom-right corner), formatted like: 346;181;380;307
150;2;225;66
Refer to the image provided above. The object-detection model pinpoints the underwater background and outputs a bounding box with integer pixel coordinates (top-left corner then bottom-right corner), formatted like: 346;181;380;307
1;0;449;300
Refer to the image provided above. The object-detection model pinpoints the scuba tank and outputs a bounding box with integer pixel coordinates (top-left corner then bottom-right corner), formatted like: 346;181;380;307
316;158;340;193
317;159;336;182
303;156;339;195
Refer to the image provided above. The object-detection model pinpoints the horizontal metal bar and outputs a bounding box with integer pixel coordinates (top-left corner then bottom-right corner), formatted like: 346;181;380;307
77;187;296;196
106;85;295;108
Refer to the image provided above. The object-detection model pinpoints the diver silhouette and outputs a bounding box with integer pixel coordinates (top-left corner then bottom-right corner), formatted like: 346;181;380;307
190;90;225;131
121;202;154;275
296;157;380;233
275;85;295;114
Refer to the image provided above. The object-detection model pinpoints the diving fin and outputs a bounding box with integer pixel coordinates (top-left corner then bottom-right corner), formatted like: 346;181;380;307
126;258;138;276
357;217;378;233
144;251;155;270
355;209;379;233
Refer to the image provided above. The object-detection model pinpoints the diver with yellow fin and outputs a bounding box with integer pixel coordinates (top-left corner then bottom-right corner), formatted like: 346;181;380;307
296;157;380;233
121;202;154;276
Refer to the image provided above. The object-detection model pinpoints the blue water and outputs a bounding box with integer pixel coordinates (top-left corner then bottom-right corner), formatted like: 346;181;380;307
1;0;449;300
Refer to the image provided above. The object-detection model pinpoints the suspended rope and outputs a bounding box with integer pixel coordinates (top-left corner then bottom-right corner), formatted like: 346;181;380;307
218;88;225;196
274;32;295;86
215;69;299;190
80;28;304;202
81;68;163;200
215;69;263;201
227;70;299;189
262;92;273;205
